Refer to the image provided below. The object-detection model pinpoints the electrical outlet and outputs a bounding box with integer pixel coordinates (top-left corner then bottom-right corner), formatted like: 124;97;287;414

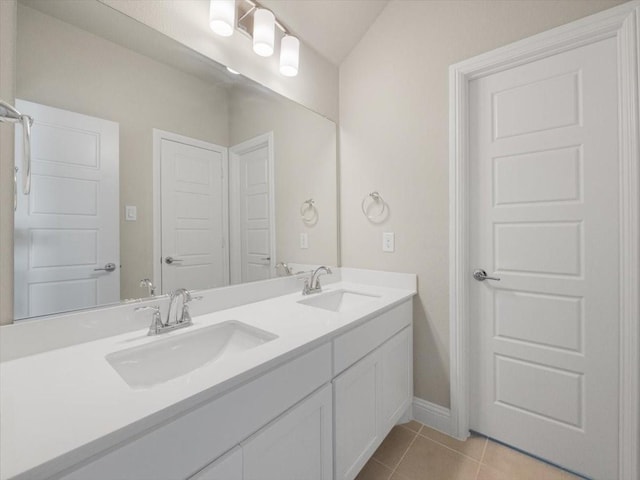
382;232;395;252
300;233;309;249
125;205;137;221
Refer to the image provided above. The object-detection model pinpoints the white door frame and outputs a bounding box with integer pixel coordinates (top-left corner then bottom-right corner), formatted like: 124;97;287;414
228;132;276;284
449;3;639;479
152;129;229;294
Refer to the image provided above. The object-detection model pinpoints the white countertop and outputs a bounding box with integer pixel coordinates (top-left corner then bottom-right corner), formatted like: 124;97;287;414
0;275;415;480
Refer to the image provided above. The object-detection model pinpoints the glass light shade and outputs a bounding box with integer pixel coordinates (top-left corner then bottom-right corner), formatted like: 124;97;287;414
279;35;299;77
209;0;235;37
253;8;275;57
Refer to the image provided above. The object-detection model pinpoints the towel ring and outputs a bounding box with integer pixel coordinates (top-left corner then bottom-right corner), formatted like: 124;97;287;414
300;199;317;223
361;192;386;220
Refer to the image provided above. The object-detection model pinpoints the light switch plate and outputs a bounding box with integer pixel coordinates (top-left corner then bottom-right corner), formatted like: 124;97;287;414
125;205;137;221
300;233;309;249
382;232;395;252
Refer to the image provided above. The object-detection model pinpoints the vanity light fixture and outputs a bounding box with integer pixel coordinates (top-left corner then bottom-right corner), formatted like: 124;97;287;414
209;0;236;37
209;0;300;77
280;35;300;77
252;8;275;57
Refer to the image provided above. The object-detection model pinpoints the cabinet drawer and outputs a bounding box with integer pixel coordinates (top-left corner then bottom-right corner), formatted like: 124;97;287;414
333;300;411;375
60;344;331;480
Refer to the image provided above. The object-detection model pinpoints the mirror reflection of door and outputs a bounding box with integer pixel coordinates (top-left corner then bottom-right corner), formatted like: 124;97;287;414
13;99;120;319
157;131;229;294
229;133;276;284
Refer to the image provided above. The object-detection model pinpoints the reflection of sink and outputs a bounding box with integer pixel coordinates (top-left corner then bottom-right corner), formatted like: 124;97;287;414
106;321;277;389
298;289;380;313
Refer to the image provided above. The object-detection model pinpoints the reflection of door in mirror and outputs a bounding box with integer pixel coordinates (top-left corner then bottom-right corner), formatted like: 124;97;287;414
14;99;119;319
229;133;276;284
156;131;229;294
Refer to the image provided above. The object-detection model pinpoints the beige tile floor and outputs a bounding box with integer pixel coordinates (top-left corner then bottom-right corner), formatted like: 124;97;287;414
355;421;583;480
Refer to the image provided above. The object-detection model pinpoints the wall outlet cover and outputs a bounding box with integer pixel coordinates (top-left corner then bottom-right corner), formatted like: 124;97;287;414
382;232;395;252
300;232;309;249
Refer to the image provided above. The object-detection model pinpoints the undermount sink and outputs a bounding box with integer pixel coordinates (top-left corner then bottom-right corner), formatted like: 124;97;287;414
297;289;380;313
106;321;277;389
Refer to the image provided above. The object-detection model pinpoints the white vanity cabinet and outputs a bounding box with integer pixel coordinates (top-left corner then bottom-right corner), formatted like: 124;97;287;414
58;345;332;480
52;299;412;480
333;301;413;480
190;384;332;480
242;384;333;480
190;447;242;480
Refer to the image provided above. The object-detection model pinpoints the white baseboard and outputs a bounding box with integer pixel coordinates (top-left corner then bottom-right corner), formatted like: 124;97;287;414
412;397;452;435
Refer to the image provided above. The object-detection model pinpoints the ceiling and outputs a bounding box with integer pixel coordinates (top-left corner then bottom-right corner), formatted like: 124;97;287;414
260;0;389;65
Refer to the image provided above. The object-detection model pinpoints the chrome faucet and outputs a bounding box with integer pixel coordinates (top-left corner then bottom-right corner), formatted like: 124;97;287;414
166;288;196;327
135;289;201;336
302;266;333;295
276;262;293;276
139;278;156;297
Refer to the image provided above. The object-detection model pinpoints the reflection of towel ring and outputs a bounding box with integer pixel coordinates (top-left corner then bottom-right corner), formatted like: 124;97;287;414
361;191;386;220
300;199;317;223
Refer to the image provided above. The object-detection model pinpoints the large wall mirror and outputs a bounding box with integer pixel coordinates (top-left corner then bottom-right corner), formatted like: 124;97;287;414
12;0;338;321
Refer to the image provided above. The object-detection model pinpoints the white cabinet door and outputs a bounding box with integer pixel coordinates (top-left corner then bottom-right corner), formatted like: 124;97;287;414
333;350;382;480
381;327;412;430
242;384;332;480
190;447;242;480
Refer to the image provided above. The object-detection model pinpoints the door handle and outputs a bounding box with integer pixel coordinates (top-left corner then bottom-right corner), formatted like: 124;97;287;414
94;262;116;272
165;256;184;265
261;257;271;261
473;269;500;282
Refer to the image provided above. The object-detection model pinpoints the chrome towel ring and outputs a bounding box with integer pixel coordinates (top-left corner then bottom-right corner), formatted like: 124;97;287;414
361;191;386;220
300;198;317;224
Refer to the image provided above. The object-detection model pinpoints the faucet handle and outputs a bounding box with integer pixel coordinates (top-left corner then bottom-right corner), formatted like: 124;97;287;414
135;305;165;335
178;293;202;325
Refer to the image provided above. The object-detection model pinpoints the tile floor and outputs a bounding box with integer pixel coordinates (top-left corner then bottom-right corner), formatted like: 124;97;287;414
355;421;582;480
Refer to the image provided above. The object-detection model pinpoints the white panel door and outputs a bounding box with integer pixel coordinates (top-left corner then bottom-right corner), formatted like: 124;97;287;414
229;133;275;284
14;99;119;319
242;384;333;480
469;38;619;479
160;137;227;293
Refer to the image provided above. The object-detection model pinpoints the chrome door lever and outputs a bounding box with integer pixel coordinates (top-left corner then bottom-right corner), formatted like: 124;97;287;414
94;262;116;272
473;269;500;282
165;256;183;265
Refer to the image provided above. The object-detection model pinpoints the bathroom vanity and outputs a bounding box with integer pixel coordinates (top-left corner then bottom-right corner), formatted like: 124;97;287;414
0;268;416;480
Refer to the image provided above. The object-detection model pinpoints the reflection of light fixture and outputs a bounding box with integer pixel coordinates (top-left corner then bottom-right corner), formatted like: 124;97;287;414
226;66;240;74
280;35;299;77
253;8;275;57
209;0;300;77
209;0;235;37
